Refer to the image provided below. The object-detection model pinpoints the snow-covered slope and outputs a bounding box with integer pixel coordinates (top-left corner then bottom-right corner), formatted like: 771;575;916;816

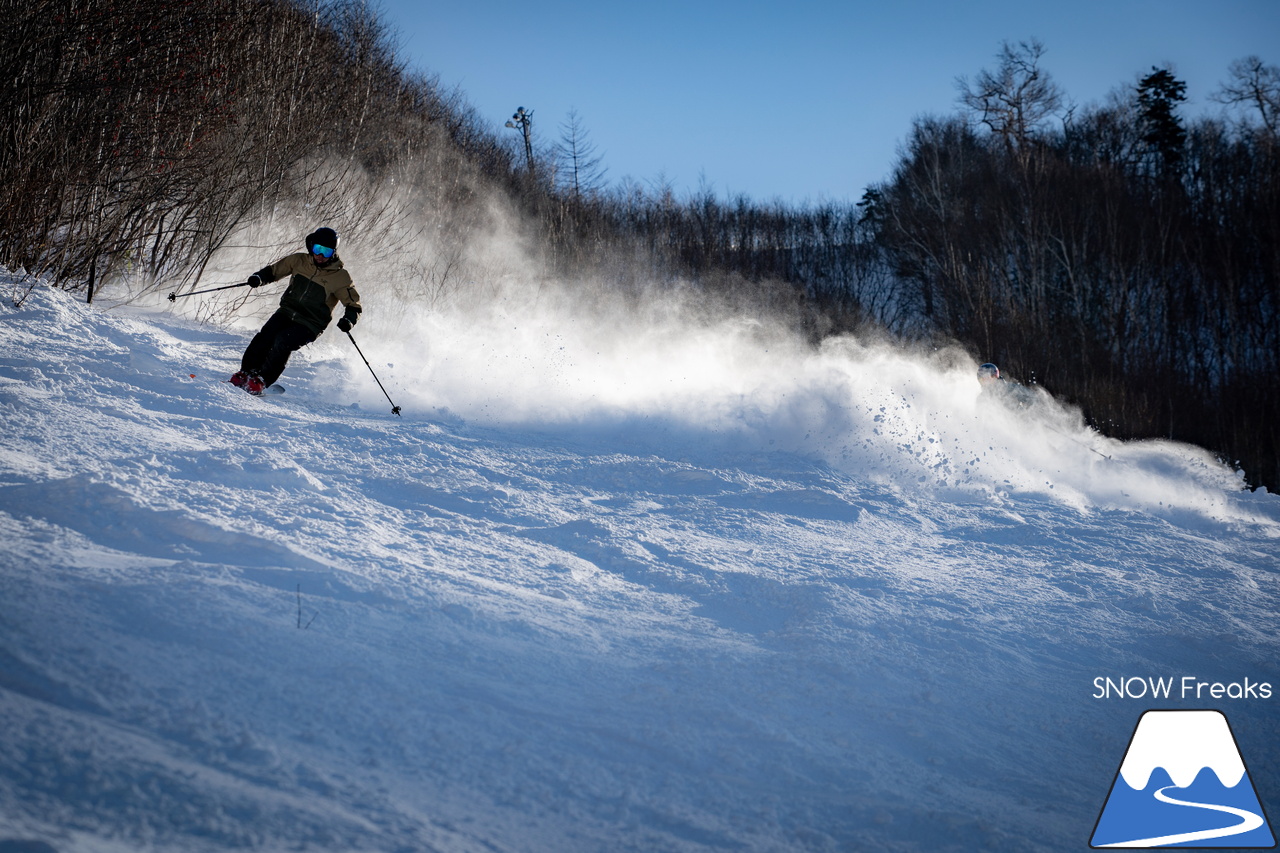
1;280;1277;852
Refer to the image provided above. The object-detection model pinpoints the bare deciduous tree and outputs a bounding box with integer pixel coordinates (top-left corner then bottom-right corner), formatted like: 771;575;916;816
957;39;1065;150
555;109;608;200
1212;55;1280;134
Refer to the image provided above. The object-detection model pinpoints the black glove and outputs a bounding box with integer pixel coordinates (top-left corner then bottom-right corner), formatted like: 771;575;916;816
246;274;262;288
337;306;359;333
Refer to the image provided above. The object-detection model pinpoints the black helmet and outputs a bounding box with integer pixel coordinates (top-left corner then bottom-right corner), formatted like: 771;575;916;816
977;363;1000;380
305;226;339;258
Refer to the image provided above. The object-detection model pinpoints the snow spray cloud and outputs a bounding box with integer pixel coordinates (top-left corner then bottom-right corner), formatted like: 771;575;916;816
136;165;1271;530
302;200;1273;531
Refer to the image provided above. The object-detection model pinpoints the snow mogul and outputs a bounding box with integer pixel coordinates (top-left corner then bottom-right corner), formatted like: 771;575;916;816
229;227;362;395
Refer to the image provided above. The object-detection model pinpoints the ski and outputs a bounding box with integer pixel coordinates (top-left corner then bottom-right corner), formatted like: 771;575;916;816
207;374;287;397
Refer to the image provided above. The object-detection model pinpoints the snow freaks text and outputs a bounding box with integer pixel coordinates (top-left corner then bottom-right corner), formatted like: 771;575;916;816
1092;676;1273;700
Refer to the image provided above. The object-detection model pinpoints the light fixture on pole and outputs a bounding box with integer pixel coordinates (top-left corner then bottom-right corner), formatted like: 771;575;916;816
505;106;535;173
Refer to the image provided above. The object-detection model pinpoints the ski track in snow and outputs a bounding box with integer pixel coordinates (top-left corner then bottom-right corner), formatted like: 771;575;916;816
0;281;1277;852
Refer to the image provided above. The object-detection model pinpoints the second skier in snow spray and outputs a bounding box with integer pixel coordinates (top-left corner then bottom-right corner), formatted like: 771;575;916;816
976;362;1037;410
230;226;363;395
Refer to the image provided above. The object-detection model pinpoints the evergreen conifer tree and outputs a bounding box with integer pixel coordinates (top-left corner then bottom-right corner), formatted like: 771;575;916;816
1136;67;1188;176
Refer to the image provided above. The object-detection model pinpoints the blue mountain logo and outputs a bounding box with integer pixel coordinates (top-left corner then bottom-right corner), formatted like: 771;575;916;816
1091;710;1275;848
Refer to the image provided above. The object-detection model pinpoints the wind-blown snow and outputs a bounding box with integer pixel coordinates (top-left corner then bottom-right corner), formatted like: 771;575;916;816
1;275;1277;852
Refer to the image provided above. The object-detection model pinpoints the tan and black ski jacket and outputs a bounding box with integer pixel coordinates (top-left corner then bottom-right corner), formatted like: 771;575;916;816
253;252;362;335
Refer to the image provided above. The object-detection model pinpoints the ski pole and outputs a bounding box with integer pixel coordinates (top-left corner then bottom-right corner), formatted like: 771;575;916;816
344;330;402;416
167;282;249;302
1044;422;1112;460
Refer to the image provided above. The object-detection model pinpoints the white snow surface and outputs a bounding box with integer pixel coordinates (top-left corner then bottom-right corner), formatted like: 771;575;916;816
1;277;1278;852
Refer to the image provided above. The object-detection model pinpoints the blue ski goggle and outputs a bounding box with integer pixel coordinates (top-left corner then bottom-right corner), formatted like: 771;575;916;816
310;243;335;259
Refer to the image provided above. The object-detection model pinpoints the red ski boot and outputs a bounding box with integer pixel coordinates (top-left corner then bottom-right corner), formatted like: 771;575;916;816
230;371;265;395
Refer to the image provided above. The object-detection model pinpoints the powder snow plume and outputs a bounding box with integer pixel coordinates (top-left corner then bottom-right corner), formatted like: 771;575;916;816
133;202;1268;532
299;263;1263;530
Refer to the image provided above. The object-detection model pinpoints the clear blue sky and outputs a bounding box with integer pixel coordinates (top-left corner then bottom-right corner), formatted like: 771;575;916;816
376;0;1280;204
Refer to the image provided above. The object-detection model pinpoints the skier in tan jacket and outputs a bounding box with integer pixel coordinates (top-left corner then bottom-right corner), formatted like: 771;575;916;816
230;227;362;395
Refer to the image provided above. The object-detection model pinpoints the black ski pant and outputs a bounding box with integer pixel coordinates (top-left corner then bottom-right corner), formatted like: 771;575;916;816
240;310;319;388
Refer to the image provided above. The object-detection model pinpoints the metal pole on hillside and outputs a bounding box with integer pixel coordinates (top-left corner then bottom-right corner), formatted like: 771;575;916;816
505;106;535;173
